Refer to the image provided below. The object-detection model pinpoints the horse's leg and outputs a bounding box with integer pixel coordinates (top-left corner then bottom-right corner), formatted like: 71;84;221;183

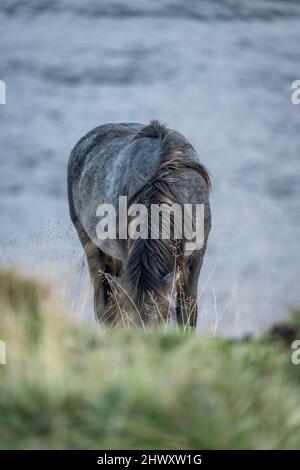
74;219;121;325
177;249;205;329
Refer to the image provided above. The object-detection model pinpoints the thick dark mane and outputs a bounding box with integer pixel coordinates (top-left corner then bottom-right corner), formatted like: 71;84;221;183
121;120;211;314
133;120;211;191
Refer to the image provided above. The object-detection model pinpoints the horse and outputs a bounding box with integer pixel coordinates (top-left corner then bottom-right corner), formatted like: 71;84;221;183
68;121;211;328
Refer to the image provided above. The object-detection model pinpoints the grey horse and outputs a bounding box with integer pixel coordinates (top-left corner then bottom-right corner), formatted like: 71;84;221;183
68;121;211;328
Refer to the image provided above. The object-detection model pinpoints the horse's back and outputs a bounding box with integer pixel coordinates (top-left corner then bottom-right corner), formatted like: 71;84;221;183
68;123;141;202
68;122;162;258
68;122;211;260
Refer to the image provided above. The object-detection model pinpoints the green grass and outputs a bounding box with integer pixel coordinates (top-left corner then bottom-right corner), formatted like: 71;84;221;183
0;267;300;449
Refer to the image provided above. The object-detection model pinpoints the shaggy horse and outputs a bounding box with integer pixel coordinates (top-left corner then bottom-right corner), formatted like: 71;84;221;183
68;121;211;328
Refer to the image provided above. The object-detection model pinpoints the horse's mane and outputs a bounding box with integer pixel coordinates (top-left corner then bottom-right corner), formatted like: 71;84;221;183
121;120;211;313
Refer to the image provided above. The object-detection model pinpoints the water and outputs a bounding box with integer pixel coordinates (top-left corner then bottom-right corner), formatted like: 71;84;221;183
1;0;300;336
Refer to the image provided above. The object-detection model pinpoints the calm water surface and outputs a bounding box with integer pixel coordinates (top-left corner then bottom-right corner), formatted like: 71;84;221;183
1;1;300;335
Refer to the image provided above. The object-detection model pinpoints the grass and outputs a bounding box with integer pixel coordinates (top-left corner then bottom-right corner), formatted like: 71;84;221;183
0;267;300;449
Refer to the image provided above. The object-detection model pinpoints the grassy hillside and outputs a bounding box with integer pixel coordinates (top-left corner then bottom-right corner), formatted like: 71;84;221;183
0;267;300;450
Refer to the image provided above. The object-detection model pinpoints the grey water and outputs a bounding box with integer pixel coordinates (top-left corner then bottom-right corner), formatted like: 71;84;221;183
0;0;300;336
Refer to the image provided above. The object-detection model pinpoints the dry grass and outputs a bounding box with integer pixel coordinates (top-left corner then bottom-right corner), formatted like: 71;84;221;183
0;267;300;449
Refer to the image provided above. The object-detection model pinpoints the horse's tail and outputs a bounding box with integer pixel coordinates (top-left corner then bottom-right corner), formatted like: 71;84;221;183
121;120;211;311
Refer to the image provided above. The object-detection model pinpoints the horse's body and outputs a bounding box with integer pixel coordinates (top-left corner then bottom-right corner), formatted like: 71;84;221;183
68;121;211;327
